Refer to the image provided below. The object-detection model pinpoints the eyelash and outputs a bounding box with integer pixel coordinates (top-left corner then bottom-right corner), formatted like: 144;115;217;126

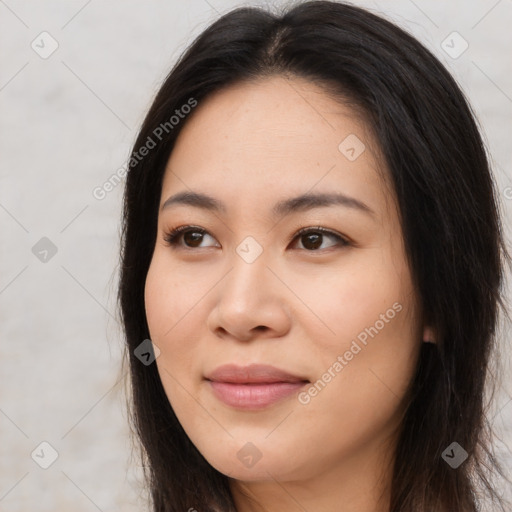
162;225;350;251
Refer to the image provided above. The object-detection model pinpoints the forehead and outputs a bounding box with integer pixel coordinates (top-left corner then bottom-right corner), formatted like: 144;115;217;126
161;75;393;218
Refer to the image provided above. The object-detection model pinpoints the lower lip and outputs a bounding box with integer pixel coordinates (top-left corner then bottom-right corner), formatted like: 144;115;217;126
207;380;308;410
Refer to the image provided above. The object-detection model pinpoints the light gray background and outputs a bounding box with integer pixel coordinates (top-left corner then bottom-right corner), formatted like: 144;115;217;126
1;1;511;510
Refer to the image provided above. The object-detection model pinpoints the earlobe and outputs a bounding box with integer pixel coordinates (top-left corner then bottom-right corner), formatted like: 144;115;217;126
422;326;436;344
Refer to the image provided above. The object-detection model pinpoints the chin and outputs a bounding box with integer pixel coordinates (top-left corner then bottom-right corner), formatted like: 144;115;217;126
203;447;312;482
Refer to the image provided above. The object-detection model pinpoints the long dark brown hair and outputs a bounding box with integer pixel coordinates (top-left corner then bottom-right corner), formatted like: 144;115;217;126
117;1;511;510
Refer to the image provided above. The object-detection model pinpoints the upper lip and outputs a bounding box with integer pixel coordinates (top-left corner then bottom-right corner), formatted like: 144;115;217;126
205;364;309;384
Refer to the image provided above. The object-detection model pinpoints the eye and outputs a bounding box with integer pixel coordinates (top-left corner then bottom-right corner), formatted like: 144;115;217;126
162;225;349;251
289;226;349;251
163;225;219;249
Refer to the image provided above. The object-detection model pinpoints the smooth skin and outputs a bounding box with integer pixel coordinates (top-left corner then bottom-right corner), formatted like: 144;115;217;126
144;75;432;512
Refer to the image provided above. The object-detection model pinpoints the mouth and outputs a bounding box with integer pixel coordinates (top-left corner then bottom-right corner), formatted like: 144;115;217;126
204;363;309;383
204;363;310;410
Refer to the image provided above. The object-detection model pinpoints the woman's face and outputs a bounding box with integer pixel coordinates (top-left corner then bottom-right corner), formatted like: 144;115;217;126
144;75;424;486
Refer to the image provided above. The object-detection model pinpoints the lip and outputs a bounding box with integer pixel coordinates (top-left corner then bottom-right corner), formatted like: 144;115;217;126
204;364;309;410
204;363;308;384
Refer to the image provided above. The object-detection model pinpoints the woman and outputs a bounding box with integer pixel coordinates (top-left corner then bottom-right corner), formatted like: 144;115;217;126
118;1;511;510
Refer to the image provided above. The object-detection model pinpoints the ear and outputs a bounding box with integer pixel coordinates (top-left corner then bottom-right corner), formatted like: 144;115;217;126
422;325;436;344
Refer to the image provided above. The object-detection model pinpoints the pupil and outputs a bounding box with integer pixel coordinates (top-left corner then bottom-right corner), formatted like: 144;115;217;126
304;233;322;250
184;231;203;247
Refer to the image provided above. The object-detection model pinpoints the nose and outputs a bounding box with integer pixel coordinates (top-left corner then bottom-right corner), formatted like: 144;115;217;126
207;251;292;342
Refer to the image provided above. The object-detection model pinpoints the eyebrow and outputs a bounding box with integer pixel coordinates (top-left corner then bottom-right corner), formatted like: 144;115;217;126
160;190;374;217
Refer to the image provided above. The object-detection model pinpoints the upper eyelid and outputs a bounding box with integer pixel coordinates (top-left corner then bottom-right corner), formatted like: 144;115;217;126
293;226;348;243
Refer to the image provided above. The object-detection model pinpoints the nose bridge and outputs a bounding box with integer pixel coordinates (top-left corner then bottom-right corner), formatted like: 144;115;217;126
224;238;272;302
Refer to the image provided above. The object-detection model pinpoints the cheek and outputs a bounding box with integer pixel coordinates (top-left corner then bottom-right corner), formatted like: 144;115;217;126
144;257;197;372
288;249;412;351
293;247;420;408
144;257;204;420
144;253;225;389
144;261;170;345
294;278;419;466
144;254;203;343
